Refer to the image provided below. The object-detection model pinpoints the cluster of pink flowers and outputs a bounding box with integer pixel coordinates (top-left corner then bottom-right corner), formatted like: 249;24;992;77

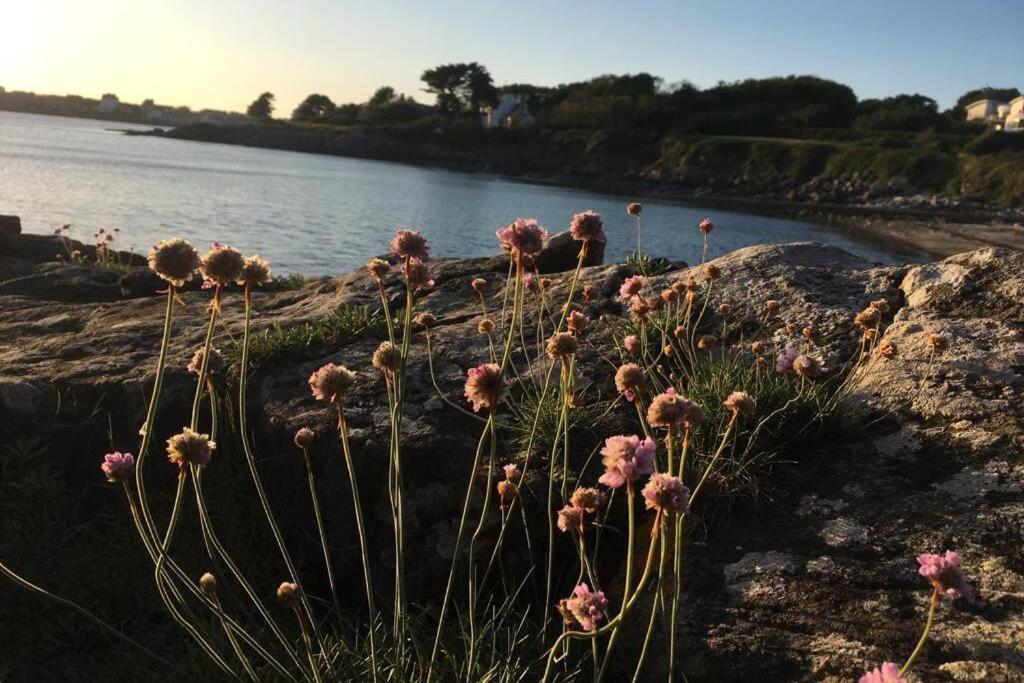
917;551;973;599
598;435;655;488
569;210;606;243
101;452;135;483
464;363;506;413
308;363;356;403
496;218;548;256
390;229;430;261
858;662;906;683
560;583;608;631
641;472;689;514
775;348;800;374
619;275;644;301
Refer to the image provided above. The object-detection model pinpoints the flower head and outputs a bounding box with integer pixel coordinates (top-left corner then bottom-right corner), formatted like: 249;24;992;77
571;487;606;515
497;480;519;509
623;335;641;354
878;339;898;359
101;452;135;483
148;238;200;286
723;391;755;417
614;363;646;402
464;363;506;412
619;275;644;301
391;229;430;261
238;255;271;287
414;312;436;329
583;284;598;304
703;264;721;280
200;244;245;286
642;473;689;514
599;434;655;488
471;277;487;293
503;463;522;482
698;217;714;235
401;258;433;288
546;331;578;360
775;348;799;374
697;334;718;351
928;333;948;354
557;505;585;533
166;427;215;469
870;299;890;314
367;257;391;280
629;296;652;321
627;202;642;216
792;354;821;379
276;582;301;608
294;427;315;449
854;307;880;329
565;583;608;631
477;318;495;335
766;300;780;313
917;551;973;599
308;363;356;403
567;310;589;335
858;662;906;683
496;218;547;256
371;341;402;374
646;392;692;429
523;273;540;293
187;345;225;376
199;572;218;599
569;210;606;242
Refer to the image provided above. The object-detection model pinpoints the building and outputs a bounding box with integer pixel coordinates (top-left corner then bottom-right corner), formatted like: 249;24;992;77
483;94;534;129
964;97;1022;131
1004;96;1024;132
97;93;119;113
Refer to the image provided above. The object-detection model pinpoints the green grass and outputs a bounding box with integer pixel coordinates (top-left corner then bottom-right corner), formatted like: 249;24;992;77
624;251;673;277
271;273;306;290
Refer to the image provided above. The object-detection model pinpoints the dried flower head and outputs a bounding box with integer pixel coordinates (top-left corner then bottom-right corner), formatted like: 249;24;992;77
569;210;606;242
148;237;200;286
801;325;818;342
523;273;540;292
792;354;821;379
877;339;898;359
917;551;973;599
756;355;769;369
199;572;218;599
200;244;244;286
540;277;552;290
629;296;652;321
928;333;948;354
471;277;487;293
187;345;225;376
870;299;890;314
238;255;272;288
863;328;878;342
619;275;644;301
582;284;598;304
646;392;686;428
414;312;436;329
391;229;430;261
497;479;519;509
571;487;607;514
623;335;641;354
496;218;548;256
276;581;301;608
719;303;731;317
367;257;391;280
858;662;906;683
642;473;689;514
372;341;402;373
294;427;315;449
703;264;721;280
546;332;578;359
775;348;799;374
626;202;642;216
750;341;765;355
599;434;656;488
166;427;215;469
308;363;356;403
694;333;718;351
565;583;608;631
663;344;674;357
660;288;678;304
101;452;135;483
503;463;522;482
477;317;495;335
401;258;433;288
566;310;590;335
854;307;880;329
766;299;780;313
614;363;646;401
464;363;506;412
723;391;755;417
557;504;585;533
698;217;714;235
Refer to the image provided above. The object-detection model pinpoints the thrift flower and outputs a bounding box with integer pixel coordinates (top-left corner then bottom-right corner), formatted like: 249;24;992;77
238;255;271;287
792;354;822;379
703;264;721;280
918;551;973;599
464;363;506;412
546;332;578;360
569;210;606;243
391;229;430;261
775;348;799;374
276;582;301;608
582;284;598;304
928;333;948;354
496;218;547;256
477;318;495;334
503;463;522;482
401;258;433;288
619;275;644;301
187;345;225;376
471;277;486;293
372;341;402;373
723;391;755;417
766;300;780;313
878;339;898;359
101;452;135;483
414;312;436;329
567;310;589;335
647;392;690;428
642;473;689;514
294;427;315;449
557;504;584;533
859;662;906;683
598;435;655;488
627;202;642;215
199;572;218;599
497;480;519;509
614;363;646;402
166;427;215;469
308;363;356;403
624;335;641;354
148;238;200;286
565;583;608;631
698;217;714;235
366;258;391;280
697;334;717;351
570;487;606;515
200;244;244;286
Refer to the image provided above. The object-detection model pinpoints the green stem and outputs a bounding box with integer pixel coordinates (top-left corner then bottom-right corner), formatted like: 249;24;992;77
900;587;939;676
467;412;499;676
303;446;342;624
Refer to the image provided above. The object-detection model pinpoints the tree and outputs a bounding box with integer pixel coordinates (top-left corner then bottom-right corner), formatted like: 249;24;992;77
368;86;397;107
292;94;336;122
246;92;275;120
421;63;498;120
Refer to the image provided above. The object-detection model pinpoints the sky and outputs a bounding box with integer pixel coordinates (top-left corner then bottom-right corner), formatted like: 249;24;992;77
2;0;1021;114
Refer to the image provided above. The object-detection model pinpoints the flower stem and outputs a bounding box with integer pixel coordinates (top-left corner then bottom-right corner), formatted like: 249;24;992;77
302;446;342;624
900;587;939;676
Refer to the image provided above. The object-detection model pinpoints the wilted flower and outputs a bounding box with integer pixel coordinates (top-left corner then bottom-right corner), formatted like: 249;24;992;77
878;339;898;359
698;217;714;235
391;229;430;261
414;312;436;329
624;335;641;354
614;363;646;402
647;391;688;428
557;505;585;533
199;572;218;599
477;318;495;335
567;310;589;335
801;325;818;342
565;583;608;632
619;275;644;301
571;487;607;515
524;273;540;293
627;202;642;216
775;348;799;374
496;218;547;256
766;300;780;313
471;277;487;293
750;341;765;355
928;333;948;354
238;255;272;288
723;391;755;417
166;427;215;469
703;264;721;280
918;551;973;599
101;452;135;483
870;299;890;314
276;581;301;608
497;480;519;509
792;354;821;379
697;334;717;351
401;258;433;288
569;210;606;243
661;288;678;304
148;238;200;286
582;284;598;304
854;307;880;329
187;345;225;376
598;434;655;488
663;344;674;357
540;277;552;290
372;341;402;373
308;363;356;403
503;463;522;482
367;257;391;280
546;332;578;360
642;473;689;514
464;363;506;412
294;427;315;449
858;662;906;683
200;244;244;286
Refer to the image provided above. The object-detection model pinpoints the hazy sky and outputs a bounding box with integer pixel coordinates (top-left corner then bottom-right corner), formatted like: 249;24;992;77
2;0;1020;114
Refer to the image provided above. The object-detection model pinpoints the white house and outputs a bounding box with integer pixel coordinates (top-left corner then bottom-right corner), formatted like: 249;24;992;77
97;93;120;113
1004;96;1024;132
483;94;534;129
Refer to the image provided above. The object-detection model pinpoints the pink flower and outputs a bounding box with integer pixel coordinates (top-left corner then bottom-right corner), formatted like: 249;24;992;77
496;218;548;256
464;363;506;413
699;217;714;235
565;583;608;631
101;452;135;483
391;229;430;261
619;275;644;301
624;335;641;354
642;473;689;514
308;363;356;403
569;211;606;243
523;273;540;292
583;284;598;304
917;551;973;599
859;662;906;683
401;258;434;288
503;463;522;482
557;504;584;533
775;348;799;374
598;435;655;488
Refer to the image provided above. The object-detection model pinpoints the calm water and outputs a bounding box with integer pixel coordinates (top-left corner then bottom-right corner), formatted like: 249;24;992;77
1;111;919;274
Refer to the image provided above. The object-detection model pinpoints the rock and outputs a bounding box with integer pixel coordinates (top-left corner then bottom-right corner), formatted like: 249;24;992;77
0;215;21;253
535;230;604;273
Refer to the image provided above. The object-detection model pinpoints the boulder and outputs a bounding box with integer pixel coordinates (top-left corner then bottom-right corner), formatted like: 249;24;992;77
535;229;605;273
0;214;21;253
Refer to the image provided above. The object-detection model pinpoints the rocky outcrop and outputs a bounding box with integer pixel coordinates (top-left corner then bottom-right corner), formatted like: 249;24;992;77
1;241;1021;681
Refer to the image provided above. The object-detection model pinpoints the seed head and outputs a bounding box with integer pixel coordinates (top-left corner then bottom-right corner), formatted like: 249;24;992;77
792;354;821;379
642;473;689;514
750;341;765;355
414;312;436;329
546;332;578;359
101;452;135;483
719;303;731;317
854;307;880;329
571;487;607;515
477;318;495;335
238;255;272;287
464;363;506;412
276;582;301;608
703;264;721;280
626;202;642;216
569;210;606;242
391;229;430;261
148;238;200;286
870;299;890;314
308;363;356;403
199;572;218;599
367;258;391;280
723;391;755;417
187;345;225;376
697;334;718;350
878;339;898;359
661;289;677;304
599;434;656;488
294;427;315;449
200;244;244;286
166;427;215;469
